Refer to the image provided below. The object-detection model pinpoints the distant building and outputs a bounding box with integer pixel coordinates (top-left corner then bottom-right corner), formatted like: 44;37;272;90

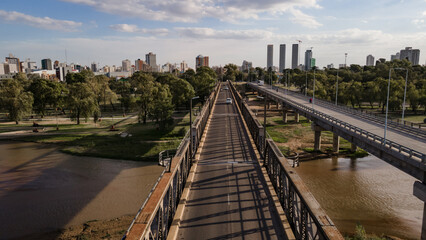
135;59;151;72
196;55;209;68
5;54;20;72
375;58;386;65
180;61;188;72
291;44;299;69
122;59;131;72
390;52;400;61
91;63;98;72
304;49;313;70
241;60;252;72
400;47;420;65
56;66;73;81
32;70;57;80
41;58;53;70
366;54;375;66
339;64;346;69
267;44;273;70
327;63;334;69
0;63;4;75
279;44;286;73
146;52;157;72
54;60;60;69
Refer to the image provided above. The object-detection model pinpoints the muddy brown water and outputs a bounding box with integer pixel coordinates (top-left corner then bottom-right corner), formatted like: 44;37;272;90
0;141;164;239
293;155;423;239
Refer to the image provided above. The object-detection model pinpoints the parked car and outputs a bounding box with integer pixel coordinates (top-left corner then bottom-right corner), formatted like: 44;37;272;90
226;98;232;104
258;80;264;86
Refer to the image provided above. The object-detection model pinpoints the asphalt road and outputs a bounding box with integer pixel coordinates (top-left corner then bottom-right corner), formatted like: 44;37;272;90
177;84;286;240
254;84;426;155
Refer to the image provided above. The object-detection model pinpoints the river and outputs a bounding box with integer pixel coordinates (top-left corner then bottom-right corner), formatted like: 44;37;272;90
0;141;164;239
293;155;423;239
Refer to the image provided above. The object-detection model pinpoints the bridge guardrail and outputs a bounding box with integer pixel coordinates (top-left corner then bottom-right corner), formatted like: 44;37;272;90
124;83;220;240
272;84;426;136
229;82;343;240
250;83;426;165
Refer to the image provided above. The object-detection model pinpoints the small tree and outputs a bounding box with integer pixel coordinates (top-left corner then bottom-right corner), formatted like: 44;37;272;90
0;79;33;124
67;83;99;124
150;83;174;129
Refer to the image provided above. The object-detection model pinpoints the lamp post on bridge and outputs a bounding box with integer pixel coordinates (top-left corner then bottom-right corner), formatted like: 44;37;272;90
335;69;339;106
257;95;266;164
312;68;316;112
189;96;200;162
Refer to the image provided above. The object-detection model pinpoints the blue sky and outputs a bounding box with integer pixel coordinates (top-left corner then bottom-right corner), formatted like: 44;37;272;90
0;0;425;69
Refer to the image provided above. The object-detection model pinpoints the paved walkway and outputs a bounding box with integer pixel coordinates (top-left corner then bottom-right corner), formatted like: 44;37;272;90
176;85;286;240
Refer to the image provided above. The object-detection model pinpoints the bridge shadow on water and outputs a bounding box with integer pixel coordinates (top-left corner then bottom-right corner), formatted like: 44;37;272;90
0;140;163;240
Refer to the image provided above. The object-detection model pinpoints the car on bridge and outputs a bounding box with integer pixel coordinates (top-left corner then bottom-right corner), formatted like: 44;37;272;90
258;80;264;86
226;98;232;104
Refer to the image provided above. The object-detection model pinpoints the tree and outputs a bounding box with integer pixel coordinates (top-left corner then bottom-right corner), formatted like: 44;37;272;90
89;75;117;110
224;64;238;82
65;69;94;84
131;72;156;124
150;83;174;129
29;78;64;116
157;74;195;107
66;83;99;124
193;67;216;101
0;79;33;124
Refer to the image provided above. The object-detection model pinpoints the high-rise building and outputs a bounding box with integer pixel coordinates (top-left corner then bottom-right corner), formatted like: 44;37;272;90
122;59;131;72
304;49;313;70
366;54;375;66
267;44;273;70
135;59;151;72
41;58;53;70
91;63;98;72
279;44;286;73
400;47;420;65
196;55;209;68
0;63;4;75
145;52;157;72
291;44;299;69
242;60;252;72
5;54;20;72
390;52;400;61
180;61;188;72
327;63;334;69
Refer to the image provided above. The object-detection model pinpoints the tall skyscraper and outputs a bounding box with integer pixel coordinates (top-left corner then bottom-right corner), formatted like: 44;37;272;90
267;44;273;70
304;49;313;70
145;52;157;72
91;62;97;72
366;54;375;66
400;47;420;65
41;58;53;70
196;55;209;68
180;61;188;72
5;54;21;72
122;59;131;72
279;44;286;73
291;44;299;69
242;60;252;72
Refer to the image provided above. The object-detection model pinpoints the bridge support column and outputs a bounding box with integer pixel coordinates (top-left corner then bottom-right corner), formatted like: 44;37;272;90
333;133;340;153
282;108;288;123
311;123;324;151
351;143;357;152
276;102;279;109
294;113;300;123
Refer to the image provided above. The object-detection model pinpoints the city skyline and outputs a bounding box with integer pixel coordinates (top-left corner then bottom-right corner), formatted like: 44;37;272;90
0;1;425;68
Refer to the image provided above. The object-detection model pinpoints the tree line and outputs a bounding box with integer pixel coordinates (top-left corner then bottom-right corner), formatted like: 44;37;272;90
222;60;426;114
0;67;217;127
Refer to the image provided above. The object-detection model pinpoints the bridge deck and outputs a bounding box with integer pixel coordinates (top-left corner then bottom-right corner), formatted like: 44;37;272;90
176;85;286;239
256;84;426;155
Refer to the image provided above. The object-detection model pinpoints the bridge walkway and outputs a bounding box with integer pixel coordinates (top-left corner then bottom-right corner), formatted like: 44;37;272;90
176;85;287;239
255;84;425;155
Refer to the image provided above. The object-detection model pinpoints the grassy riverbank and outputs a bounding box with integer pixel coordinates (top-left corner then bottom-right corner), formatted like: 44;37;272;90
0;112;190;161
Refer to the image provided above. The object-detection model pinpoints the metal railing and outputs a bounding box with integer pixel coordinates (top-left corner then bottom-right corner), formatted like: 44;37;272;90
229;82;342;240
251;84;426;164
124;83;220;240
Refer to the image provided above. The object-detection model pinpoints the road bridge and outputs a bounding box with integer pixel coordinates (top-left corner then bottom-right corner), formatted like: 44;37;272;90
248;82;426;238
124;83;343;240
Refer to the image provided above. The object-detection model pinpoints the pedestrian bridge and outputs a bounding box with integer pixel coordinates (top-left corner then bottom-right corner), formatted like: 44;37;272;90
123;81;426;239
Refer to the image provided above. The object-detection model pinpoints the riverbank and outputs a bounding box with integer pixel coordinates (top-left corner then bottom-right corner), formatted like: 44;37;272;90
0;111;190;162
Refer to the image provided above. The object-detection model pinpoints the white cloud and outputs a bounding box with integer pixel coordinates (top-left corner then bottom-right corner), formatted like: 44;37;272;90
109;24;169;36
412;11;426;28
175;27;274;40
288;9;322;28
62;0;321;27
0;10;82;31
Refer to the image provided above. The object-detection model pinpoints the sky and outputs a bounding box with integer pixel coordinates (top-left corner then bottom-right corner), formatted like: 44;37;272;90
0;0;425;69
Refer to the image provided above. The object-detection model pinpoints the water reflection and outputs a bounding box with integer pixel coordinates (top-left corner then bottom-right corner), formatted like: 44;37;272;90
0;141;164;239
294;155;423;239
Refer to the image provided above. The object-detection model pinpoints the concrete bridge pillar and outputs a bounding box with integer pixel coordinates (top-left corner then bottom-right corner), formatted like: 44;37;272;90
333;133;340;153
351;143;357;152
311;123;324;151
282;108;288;123
294;113;300;123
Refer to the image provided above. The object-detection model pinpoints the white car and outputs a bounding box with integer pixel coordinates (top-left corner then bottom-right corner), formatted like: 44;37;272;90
258;80;264;86
223;86;229;90
226;98;232;104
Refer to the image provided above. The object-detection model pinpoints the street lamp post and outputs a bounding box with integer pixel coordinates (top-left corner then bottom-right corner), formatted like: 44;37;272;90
335;69;339;105
401;69;409;122
305;70;308;96
257;95;267;162
190;96;200;162
312;68;316;111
